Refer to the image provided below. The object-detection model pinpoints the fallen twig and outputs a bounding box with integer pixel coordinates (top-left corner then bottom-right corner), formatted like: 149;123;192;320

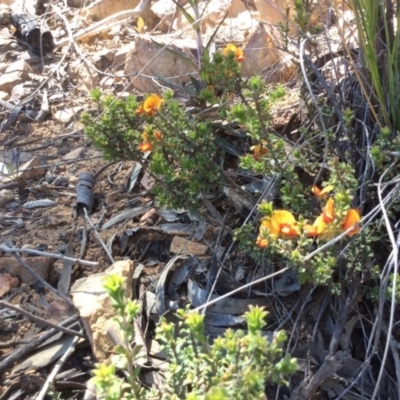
35;331;82;400
0;245;99;267
0;300;85;338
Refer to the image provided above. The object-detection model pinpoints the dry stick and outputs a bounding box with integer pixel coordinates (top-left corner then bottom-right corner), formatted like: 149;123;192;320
35;332;82;400
0;300;85;338
83;207;114;264
0;245;99;267
382;323;400;400
194;266;291;312
0;314;80;375
2;155;103;176
289;351;351;400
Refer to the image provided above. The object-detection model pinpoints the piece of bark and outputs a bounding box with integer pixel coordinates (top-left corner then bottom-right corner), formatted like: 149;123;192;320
9;6;54;55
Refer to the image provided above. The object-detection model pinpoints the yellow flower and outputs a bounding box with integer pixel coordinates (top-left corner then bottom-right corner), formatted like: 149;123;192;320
312;185;333;199
261;210;299;239
342;208;360;236
222;44;245;63
137;94;163;115
304;214;326;238
322;198;335;224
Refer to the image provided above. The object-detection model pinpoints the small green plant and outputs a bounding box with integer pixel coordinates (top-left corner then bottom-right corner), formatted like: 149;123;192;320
93;275;298;400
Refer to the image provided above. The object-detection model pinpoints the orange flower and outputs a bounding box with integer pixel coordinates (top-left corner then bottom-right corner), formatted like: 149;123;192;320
322;198;335;224
154;130;163;141
256;236;268;248
251;142;268;160
342;209;360;236
136;94;163;116
312;185;333;199
261;210;299;239
143;94;163;115
304;215;326;238
222;44;245;63
139;142;152;152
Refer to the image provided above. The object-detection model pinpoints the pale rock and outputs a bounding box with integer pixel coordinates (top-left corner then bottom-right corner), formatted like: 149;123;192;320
0;90;9;101
170;236;208;255
0;59;32;94
175;0;247;32
10;82;33;101
0;0;14;6
241;22;280;77
62;147;84;161
0;189;14;207
0;272;19;297
86;0;141;21
92;48;115;71
69;58;98;91
254;0;349;33
71;260;134;361
0;26;11;45
253;0;293;28
204;10;259;47
150;0;177;33
125;34;198;92
1;156;46;183
54;106;83;124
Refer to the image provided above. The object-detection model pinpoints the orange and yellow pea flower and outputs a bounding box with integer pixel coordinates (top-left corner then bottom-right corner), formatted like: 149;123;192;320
222;44;245;63
136;94;163;116
304;214;326;238
312;185;333;199
322;198;335;224
261;210;299;240
342;208;360;236
139;131;152;152
138;142;152;152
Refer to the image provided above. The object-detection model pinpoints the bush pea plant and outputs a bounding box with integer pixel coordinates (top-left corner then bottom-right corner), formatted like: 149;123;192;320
82;37;366;287
82;44;248;211
92;275;298;400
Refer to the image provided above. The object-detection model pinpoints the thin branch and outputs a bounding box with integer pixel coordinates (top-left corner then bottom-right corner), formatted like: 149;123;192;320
36;332;82;400
0;300;85;338
0;245;99;267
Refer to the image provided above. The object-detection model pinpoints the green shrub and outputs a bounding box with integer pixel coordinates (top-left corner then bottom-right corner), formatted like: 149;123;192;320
92;275;298;400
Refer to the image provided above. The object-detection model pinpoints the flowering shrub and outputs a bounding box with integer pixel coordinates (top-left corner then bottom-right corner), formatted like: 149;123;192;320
83;40;362;287
82;45;250;210
253;159;361;285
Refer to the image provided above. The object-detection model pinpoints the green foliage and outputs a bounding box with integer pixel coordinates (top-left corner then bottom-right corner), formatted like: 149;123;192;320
93;276;298;400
